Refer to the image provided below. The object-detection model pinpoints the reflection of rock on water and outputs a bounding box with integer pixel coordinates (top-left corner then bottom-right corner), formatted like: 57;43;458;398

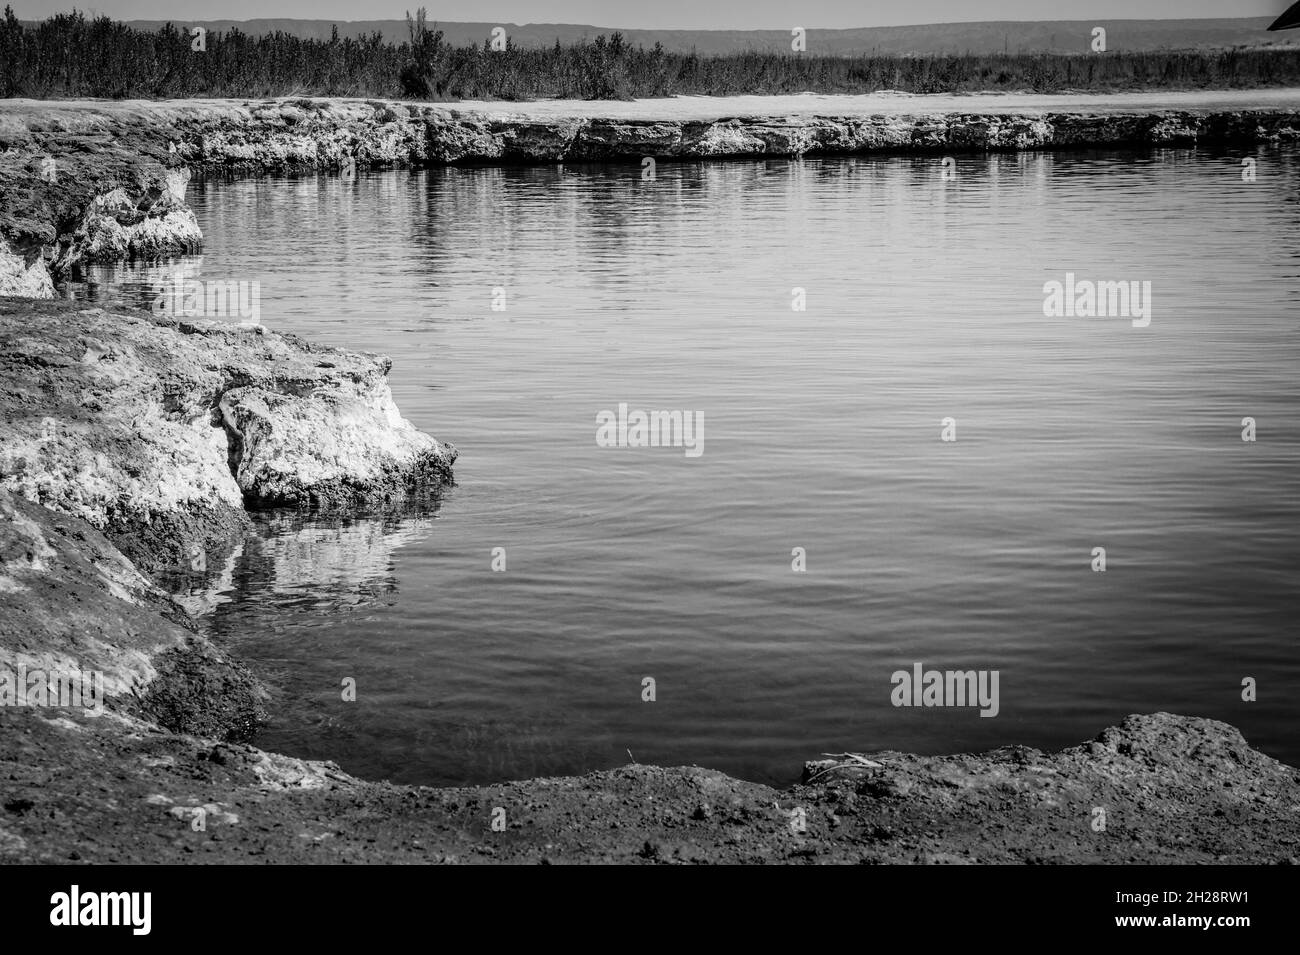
167;541;243;618
243;512;438;607
176;510;440;617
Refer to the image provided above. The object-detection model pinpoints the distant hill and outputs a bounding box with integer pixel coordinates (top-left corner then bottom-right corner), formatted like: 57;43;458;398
88;17;1296;56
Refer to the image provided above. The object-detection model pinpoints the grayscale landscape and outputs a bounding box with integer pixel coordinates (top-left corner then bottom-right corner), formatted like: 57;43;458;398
1;2;1298;869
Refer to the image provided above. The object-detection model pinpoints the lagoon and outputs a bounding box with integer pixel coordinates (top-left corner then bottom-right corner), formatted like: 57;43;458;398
78;145;1300;787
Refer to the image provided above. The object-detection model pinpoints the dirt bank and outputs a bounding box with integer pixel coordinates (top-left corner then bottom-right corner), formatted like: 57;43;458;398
4;660;1297;862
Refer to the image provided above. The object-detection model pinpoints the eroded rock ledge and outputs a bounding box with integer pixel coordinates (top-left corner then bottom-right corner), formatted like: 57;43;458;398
0;299;456;576
3;91;1299;291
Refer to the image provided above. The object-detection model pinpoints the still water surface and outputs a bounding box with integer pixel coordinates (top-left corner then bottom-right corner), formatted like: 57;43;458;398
81;148;1300;786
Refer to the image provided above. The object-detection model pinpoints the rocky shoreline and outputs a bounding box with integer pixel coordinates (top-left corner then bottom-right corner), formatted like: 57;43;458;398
2;94;1299;863
3;91;1300;294
0;300;455;574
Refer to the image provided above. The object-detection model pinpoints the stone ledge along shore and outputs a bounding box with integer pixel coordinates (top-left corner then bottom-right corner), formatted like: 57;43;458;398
2;90;1300;294
2;94;1299;863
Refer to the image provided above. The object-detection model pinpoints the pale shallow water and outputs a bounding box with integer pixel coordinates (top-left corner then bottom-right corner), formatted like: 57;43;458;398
78;147;1300;786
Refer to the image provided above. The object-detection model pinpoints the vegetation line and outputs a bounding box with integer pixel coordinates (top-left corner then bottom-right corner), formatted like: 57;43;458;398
3;7;1300;101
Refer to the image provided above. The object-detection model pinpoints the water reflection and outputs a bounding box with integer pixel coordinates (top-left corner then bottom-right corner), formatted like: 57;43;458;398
182;508;443;622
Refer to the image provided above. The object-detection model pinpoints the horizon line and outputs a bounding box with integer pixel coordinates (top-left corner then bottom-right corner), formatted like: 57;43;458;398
17;13;1283;31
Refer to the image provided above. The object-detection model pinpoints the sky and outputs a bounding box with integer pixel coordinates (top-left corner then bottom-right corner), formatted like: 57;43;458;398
6;1;1293;30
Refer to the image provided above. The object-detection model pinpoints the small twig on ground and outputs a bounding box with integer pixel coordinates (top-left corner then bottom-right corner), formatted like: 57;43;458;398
804;753;886;784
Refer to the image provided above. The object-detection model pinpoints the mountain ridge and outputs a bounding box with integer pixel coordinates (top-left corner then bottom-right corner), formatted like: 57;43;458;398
27;16;1294;56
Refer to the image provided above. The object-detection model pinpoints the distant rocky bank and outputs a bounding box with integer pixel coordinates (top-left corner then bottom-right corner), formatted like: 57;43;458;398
3;91;1299;294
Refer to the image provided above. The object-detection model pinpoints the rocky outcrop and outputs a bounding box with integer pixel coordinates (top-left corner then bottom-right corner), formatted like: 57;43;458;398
0;132;202;291
219;384;454;512
2;92;1299;285
0;236;54;298
71;168;202;266
423;105;1300;162
0;488;264;741
0;299;456;576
